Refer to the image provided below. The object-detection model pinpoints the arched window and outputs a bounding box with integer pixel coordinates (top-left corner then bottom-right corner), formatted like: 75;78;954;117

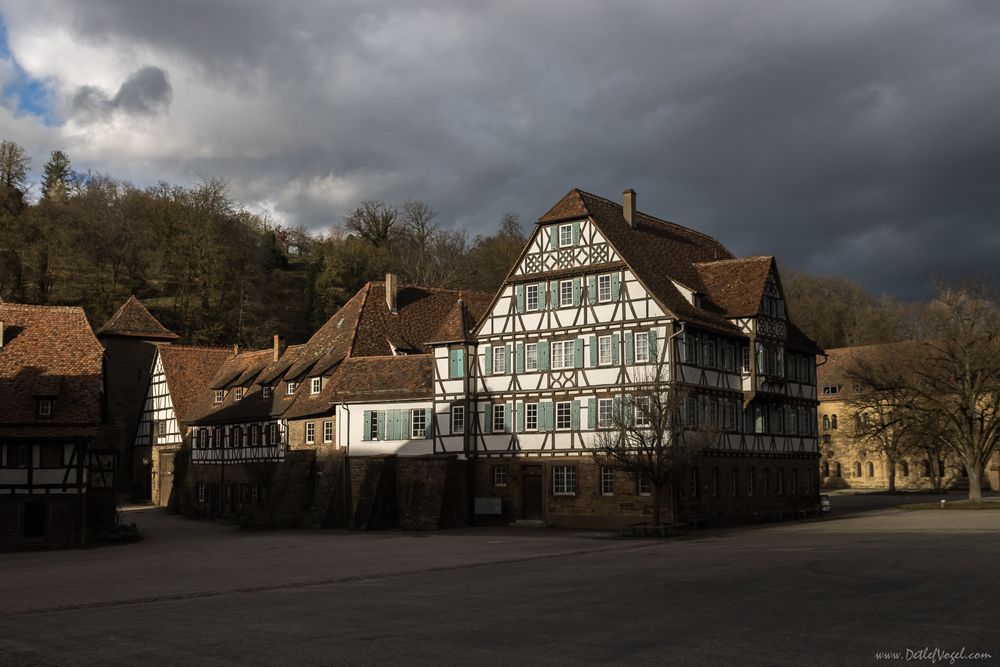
835;462;842;477
823;415;831;431
900;461;909;478
822;461;830;477
855;462;862;477
831;415;838;430
868;462;875;477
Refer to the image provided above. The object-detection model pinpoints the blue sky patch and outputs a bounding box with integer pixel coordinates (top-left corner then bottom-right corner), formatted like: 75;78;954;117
0;15;57;125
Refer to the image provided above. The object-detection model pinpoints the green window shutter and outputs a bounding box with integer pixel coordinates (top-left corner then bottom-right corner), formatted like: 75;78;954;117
483;345;492;375
648;330;658;358
483;404;492;434
363;411;372;440
515;285;525;313
544;402;555;431
612;333;620;365
456;348;465;377
515;342;524;373
573;277;581;306
574;339;584;368
549;281;559;309
426;408;434;438
588;275;597;305
549;227;558;251
538;340;550;370
505;344;512;374
516;402;524;432
448;349;456;378
504;403;512;433
402;410;411;439
572;220;581;245
377;411;387;440
611;273;621;300
625;332;634;364
388;410;398;440
613;396;622;421
537;282;546;309
589;336;598;366
587;398;596;429
571;400;581;429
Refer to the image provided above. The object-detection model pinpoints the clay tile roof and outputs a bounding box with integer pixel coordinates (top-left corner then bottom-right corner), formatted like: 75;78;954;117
0;303;104;431
816;342;918;401
430;298;481;343
693;256;774;318
157;345;232;422
97;295;178;340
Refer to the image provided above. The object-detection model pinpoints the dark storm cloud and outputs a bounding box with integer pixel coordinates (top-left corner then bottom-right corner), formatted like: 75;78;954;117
71;65;171;120
39;1;1000;298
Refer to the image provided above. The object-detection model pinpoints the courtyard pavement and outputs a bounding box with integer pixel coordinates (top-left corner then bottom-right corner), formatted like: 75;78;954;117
0;505;997;665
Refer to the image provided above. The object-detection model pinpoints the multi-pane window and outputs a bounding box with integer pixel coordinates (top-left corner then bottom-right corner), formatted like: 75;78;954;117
685;397;698;428
551;340;572;369
525;403;538;430
525;343;538;371
234;387;244;401
492;347;506;374
776;468;784;495
214;390;224;404
559;280;573;307
261;385;271;399
287;381;297;395
368;411;379;440
635;396;651;427
412;409;427;438
690;467;699;498
637;476;651;496
492;404;506;433
451;405;465;434
597;274;612;302
723;344;734;371
598;398;614;428
323;421;334;444
634;332;649;363
558;223;573;247
747;468;755;496
742;345;751;372
555;401;572;429
598;335;612;365
731;468;739;497
37;399;53;416
269;423;279;446
704;340;716;369
493;464;509;487
553;465;576;495
762;469;770;495
711;467;719;498
600;466;615;496
526;284;539;311
305;422;315;444
197;429;208;449
311;377;322;394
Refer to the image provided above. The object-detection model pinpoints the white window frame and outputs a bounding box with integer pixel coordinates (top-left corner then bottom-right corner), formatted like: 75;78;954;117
305;422;315;444
311;377;322;394
559;279;573;307
368;412;379;441
635;396;652;427
451;405;465;434
492;347;506;375
287;381;297;395
598;335;612;366
555;401;572;430
600;465;615;496
411;409;427;438
214;390;224;404
38;399;53;416
493;464;509;488
637;476;651;496
492;404;506;433
526;284;539;311
634;332;649;363
323;421;333;444
551;340;572;370
598;398;614;429
261;385;271;399
553;465;576;495
558;223;573;248
234;387;244;401
525;343;538;371
525;403;538;431
597;274;612;303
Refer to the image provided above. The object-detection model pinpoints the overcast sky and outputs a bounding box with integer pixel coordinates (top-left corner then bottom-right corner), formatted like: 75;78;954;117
0;1;997;300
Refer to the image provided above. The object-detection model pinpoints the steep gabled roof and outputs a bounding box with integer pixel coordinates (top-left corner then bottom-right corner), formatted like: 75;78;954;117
693;256;774;319
97;295;178;340
0;303;104;432
429;298;481;343
157;345;232;423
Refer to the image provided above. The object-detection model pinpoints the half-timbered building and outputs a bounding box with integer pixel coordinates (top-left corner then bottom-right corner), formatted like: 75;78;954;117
0;304;115;548
434;188;823;527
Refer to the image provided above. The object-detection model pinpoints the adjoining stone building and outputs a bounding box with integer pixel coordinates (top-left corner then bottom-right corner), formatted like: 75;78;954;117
816;345;966;491
0;304;116;548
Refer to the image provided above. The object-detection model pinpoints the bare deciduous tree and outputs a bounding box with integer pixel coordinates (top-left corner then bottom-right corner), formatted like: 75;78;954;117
344;200;398;247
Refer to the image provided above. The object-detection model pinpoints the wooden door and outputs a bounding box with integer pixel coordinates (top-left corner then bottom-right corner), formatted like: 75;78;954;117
521;465;543;519
157;451;175;507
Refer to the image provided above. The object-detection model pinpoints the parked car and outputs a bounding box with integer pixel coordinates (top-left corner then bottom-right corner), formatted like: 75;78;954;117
819;495;831;514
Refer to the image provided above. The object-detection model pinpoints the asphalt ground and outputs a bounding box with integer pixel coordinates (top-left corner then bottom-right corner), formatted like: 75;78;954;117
0;504;997;666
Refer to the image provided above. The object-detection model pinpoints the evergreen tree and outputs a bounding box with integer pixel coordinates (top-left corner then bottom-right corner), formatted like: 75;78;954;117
41;150;73;202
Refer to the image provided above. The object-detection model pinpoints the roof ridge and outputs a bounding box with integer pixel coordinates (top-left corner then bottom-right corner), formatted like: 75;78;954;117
694;255;773;267
346;352;433;361
346;282;372;358
163;344;232;352
369;280;492;298
573;188;727;247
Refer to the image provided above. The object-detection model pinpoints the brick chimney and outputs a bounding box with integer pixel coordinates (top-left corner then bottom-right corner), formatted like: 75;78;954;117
385;273;398;314
272;334;286;362
623;189;637;229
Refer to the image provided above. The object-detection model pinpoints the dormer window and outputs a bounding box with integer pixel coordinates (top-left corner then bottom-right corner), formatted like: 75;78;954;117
287;381;297;395
311;377;322;394
261;385;271;399
37;399;53;417
214;390;225;404
234;387;244;401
